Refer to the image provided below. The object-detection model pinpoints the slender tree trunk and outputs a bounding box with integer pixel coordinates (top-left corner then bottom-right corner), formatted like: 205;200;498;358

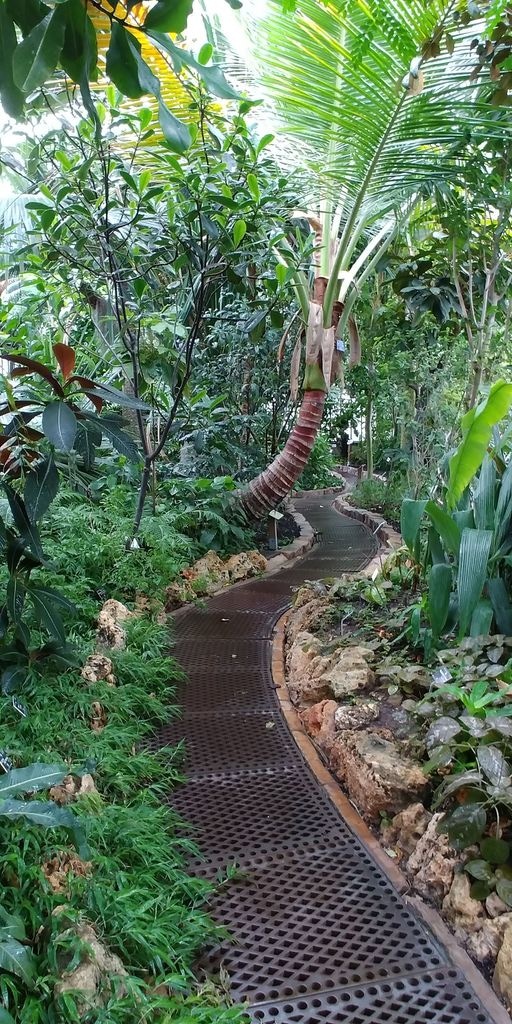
239;389;326;518
365;395;374;479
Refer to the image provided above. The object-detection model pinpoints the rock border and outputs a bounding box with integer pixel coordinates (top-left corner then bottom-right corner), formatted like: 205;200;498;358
272;610;511;1024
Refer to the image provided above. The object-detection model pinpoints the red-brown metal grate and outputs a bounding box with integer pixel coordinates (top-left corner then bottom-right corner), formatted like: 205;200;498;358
249;969;490;1023
162;500;499;1024
167;767;344;873
155;711;301;777
196;846;444;1002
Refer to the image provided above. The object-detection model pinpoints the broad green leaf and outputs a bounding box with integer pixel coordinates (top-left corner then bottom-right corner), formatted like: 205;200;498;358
464;859;494;881
0;763;67;798
6;578;25;622
447;380;512;510
0;6;24;117
157;99;191;154
400;498;426;558
106;23;145;98
470;598;494;637
3;486;44;559
423;499;460;557
24;457;59;524
7;0;50;36
233;220;247;246
473;455;496;530
247;173;260;202
480;837;510;864
73;425;96;469
0;797;77;830
487;577;512;634
27;585;73;642
0;1008;15;1024
59;0;97;83
477;744;511;787
0;906;25;942
437;804;487;850
494;460;512;550
469;880;492;901
147;31;242;101
496;878;512;907
83;384;150;411
457;528;493;637
95;416;140;462
12;8;66;95
428;562;452;637
144;0;193;32
42;401;77;451
0;939;35;987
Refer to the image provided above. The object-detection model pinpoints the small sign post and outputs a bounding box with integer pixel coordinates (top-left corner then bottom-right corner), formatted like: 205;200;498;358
268;509;284;551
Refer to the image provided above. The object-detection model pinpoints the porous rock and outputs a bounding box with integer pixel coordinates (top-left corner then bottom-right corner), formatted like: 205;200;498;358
466;916;512;964
330;729;427;823
287;631;333;704
50;774;98;805
300;699;338;753
320;646;375;699
493;920;512;1007
96;599;134;650
224;549;267;581
42;853;92;893
54;922;127;1013
381;802;432;860
442;872;485;931
287;592;328;644
406;815;459;903
81;654;116;687
334;700;380;732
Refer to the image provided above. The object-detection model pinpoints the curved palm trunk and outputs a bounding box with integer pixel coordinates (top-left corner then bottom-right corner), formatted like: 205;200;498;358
240;389;326;518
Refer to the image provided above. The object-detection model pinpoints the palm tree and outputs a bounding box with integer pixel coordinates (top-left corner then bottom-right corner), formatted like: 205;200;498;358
238;0;505;517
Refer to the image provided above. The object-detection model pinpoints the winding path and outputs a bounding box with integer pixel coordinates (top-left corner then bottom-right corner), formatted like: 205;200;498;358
158;495;502;1024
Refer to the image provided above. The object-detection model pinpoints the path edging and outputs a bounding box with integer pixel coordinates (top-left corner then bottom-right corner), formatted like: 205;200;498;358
271;610;511;1024
333;496;402;578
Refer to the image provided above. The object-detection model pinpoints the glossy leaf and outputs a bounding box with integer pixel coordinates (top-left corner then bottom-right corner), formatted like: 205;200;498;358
105;22;145;99
27;586;73;642
473;455;496;531
425;715;460;750
3;486;43;558
0;939;35;987
59;0;97;83
469;880;492;901
12;8;66;95
465;858;494;881
425;500;461;556
144;0;193;32
0;6;24;117
24;457;59;524
496;878;512;906
470;598;494;638
437;804;487;850
477;744;511;787
0;353;64;397
0;763;67;798
400;498;426;558
42;402;77;452
480;837;510;864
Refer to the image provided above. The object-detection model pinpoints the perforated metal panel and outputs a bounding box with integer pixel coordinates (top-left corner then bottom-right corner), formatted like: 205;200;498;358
162;498;497;1024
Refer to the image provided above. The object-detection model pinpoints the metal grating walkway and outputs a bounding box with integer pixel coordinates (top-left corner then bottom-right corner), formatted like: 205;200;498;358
150;496;499;1023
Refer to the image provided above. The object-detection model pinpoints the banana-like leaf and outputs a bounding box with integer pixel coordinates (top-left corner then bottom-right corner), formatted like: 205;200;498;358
0;763;68;798
400;498;426;559
470;599;494;638
448;380;512;510
457;528;493;638
428;563;452;637
473;455;496;531
425;500;461;557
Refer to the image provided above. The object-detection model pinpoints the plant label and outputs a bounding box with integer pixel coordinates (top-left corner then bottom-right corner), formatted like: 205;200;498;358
12;697;28;717
0;751;13;773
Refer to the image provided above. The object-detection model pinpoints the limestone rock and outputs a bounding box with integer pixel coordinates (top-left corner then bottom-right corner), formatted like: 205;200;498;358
42;853;92;893
486;892;509;919
81;655;116;687
381;802;432;860
287;594;327;644
466;916;512;964
321;646;375;699
406;815;459;903
164;581;190;611
55;922;127;1013
442;872;485;931
493;920;512;1007
50;774;98;805
329;729;427;823
97;599;134;650
225;550;266;581
334;700;380;732
300;699;338;753
90;701;107;732
287;631;333;704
